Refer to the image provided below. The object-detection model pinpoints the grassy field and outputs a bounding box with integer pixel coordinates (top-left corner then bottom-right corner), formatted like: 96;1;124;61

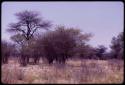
1;58;124;84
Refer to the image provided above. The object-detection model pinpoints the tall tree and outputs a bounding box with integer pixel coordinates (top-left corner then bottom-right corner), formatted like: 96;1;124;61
7;10;51;40
7;10;52;66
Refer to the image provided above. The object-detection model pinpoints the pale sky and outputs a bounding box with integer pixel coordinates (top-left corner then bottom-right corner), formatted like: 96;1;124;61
1;1;124;51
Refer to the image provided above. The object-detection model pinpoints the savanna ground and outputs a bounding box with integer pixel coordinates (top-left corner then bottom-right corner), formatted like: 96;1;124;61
1;57;124;84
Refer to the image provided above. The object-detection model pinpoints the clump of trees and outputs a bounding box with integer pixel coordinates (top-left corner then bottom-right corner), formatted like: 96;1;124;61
1;10;124;67
38;26;92;64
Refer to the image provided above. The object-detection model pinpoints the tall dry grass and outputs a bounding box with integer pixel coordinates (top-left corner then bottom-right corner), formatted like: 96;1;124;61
1;58;124;84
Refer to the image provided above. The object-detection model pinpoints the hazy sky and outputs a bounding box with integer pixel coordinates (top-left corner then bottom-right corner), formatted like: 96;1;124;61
2;1;124;51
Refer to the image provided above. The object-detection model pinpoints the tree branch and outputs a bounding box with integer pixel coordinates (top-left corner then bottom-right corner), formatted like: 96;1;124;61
29;27;38;38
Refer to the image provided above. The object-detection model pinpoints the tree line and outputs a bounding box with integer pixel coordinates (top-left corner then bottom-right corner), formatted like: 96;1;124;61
1;10;124;66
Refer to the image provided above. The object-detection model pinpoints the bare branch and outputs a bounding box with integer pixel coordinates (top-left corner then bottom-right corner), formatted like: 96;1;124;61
29;27;38;38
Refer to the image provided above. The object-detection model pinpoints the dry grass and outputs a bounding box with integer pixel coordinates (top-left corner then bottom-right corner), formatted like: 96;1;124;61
1;58;124;84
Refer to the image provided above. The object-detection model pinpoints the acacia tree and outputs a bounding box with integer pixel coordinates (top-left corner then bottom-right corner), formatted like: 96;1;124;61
55;26;92;63
7;10;51;66
110;32;124;59
38;31;57;64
